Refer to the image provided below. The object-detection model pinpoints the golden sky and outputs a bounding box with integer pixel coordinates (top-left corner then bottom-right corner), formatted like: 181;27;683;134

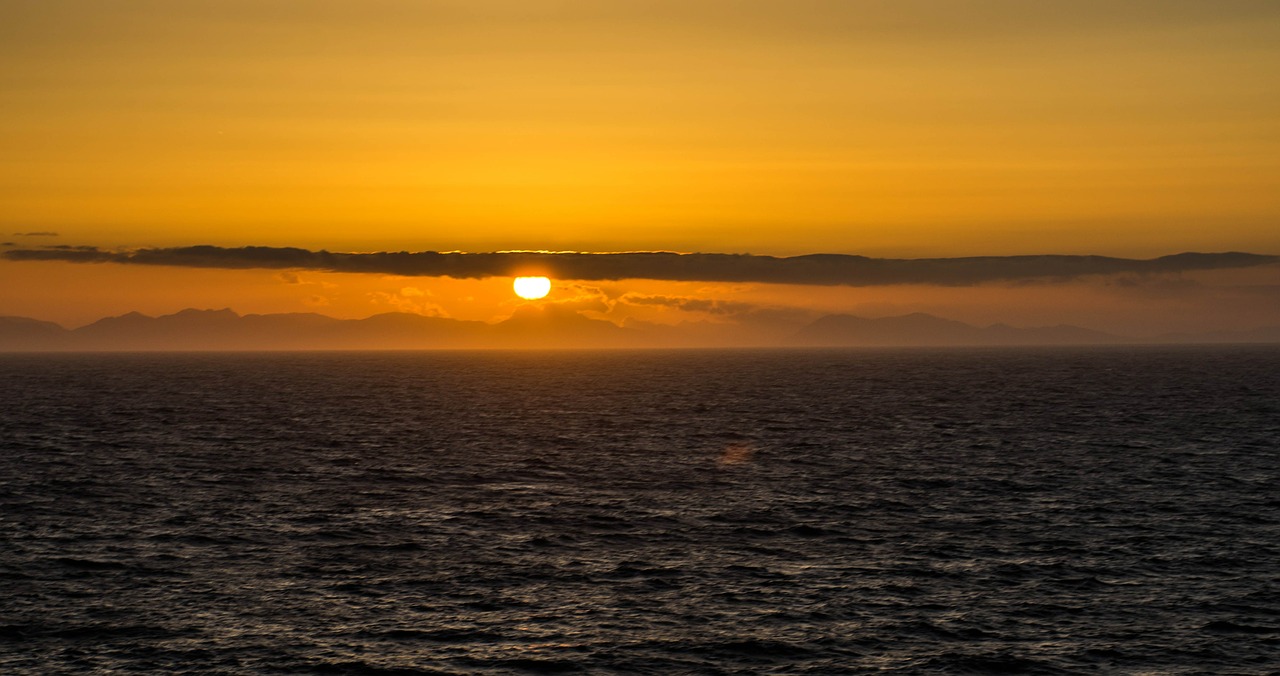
5;0;1280;254
2;1;1278;337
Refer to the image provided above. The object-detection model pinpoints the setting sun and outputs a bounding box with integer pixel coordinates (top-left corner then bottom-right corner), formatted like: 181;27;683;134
513;276;551;300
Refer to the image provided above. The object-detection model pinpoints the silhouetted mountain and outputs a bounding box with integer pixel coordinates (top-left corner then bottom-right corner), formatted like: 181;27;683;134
791;313;1123;347
326;312;489;349
75;308;249;350
0;308;633;351
1;308;1277;351
494;305;638;348
0;316;72;350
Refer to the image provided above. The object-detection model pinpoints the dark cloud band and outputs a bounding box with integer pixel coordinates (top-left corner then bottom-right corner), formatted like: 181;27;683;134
4;245;1275;286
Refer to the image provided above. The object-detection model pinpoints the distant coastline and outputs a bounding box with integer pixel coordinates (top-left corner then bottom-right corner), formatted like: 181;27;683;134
3;308;1277;352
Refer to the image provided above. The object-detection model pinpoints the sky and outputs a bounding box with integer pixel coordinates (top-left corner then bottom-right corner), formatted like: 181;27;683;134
1;1;1278;341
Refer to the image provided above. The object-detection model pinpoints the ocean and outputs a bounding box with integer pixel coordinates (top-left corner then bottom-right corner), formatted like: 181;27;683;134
1;347;1277;674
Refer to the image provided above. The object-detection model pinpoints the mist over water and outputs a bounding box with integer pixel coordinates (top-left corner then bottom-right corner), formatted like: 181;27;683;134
1;348;1278;674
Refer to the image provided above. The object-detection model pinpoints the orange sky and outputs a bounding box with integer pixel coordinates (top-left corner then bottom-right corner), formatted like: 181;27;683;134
2;1;1278;337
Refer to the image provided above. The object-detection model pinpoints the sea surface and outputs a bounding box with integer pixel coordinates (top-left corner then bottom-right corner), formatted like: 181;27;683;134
1;348;1278;674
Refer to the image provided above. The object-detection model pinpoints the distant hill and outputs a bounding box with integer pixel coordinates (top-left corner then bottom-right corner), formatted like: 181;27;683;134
2;308;1278;351
791;312;1124;347
494;305;637;348
0;316;73;350
0;308;627;351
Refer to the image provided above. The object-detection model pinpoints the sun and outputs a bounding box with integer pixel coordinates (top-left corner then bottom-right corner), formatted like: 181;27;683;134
513;276;551;300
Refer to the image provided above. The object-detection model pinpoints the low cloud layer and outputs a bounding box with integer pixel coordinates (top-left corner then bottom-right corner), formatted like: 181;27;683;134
624;294;761;316
4;244;1276;287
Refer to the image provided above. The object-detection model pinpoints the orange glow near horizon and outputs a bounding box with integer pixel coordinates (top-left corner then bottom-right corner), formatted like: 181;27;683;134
2;2;1279;343
2;259;1277;342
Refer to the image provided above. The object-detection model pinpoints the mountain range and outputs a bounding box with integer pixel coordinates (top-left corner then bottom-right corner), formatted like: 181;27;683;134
1;308;1277;351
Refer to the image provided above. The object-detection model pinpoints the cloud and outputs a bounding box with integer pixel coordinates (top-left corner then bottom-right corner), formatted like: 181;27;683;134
623;294;759;316
368;290;447;317
4;244;1276;287
1106;274;1206;296
620;293;818;332
541;283;613;314
13;231;59;237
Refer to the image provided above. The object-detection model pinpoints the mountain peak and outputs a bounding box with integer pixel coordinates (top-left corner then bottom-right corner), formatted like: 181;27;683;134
166;308;239;319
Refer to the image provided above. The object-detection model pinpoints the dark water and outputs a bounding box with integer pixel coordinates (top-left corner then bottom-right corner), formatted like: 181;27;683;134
1;348;1278;674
